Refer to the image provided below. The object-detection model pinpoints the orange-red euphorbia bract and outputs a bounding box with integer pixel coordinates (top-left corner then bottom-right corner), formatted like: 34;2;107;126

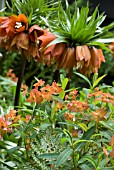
67;100;89;112
64;112;74;121
27;79;62;104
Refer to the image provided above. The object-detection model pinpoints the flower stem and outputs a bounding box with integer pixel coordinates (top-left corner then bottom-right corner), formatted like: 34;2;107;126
14;54;26;109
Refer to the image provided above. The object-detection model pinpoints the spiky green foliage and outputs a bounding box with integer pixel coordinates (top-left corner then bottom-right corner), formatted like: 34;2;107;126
3;0;58;26
45;0;114;51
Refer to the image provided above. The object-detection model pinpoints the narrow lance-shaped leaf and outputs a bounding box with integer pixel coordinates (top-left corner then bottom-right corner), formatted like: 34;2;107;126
74;72;91;87
74;126;96;151
83;156;97;169
55;147;73;167
92;74;107;89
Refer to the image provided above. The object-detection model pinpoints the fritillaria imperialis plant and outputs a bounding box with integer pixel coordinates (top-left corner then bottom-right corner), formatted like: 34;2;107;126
0;0;57;107
39;0;114;77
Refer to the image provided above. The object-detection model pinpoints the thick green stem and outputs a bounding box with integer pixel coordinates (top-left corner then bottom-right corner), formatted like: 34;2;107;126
14;54;26;108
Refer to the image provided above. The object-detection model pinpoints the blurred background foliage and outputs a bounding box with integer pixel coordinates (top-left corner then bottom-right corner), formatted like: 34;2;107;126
0;0;114;87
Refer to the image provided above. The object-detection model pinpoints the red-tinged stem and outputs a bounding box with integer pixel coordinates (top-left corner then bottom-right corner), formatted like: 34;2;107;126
14;54;26;109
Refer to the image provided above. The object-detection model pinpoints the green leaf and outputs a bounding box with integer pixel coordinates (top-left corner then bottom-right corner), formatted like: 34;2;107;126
63;129;72;143
46;37;68;48
87;42;111;52
78;123;88;132
83;156;97;169
92;73;98;85
79;164;91;170
100;121;114;132
74;72;91;87
40;123;50;130
59;91;65;100
73;139;93;146
59;77;68;99
7;146;20;154
0;159;16;168
74;126;96;150
100;167;114;170
55;148;72;167
95;38;114;43
61;78;69;90
92;74;107;89
60;137;70;144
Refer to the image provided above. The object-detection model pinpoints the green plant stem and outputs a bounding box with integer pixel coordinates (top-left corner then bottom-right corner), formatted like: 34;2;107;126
72;145;77;169
70;135;77;169
14;54;26;109
66;68;73;90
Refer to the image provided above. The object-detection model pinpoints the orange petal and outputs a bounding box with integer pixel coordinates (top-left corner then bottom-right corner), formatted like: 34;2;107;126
15;25;26;33
90;47;105;72
42;45;55;65
18;14;28;25
38;31;56;48
9;14;28;33
90;47;100;67
82;45;91;67
10;14;28;27
0;19;11;36
44;44;55;54
99;49;105;63
10;15;19;22
51;43;66;61
17;33;29;50
63;47;76;69
24;43;40;61
0;17;9;23
76;46;84;61
0;27;7;36
10;34;19;47
29;25;44;42
58;47;68;68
